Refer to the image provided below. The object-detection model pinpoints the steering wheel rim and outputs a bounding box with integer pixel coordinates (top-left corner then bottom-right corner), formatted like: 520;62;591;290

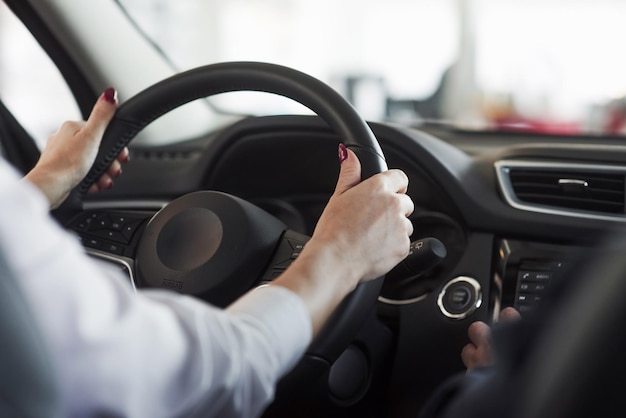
77;61;387;197
66;61;391;376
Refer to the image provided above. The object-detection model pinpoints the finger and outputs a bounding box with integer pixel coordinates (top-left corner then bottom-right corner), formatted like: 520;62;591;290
334;144;362;194
404;216;414;237
87;183;100;194
385;168;410;194
82;87;118;144
95;174;114;191
399;192;415;218
467;321;491;346
106;159;123;178
460;343;477;370
500;307;522;322
117;146;130;164
88;174;115;194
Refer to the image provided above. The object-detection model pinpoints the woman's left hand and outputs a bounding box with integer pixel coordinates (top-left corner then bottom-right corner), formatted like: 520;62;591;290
24;88;129;209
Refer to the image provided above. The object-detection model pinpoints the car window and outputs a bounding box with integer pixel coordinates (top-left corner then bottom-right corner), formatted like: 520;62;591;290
118;0;626;138
0;2;81;150
117;0;457;121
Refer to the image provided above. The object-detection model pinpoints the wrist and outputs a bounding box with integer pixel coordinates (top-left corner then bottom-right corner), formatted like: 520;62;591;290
23;166;68;209
272;240;359;335
296;239;359;291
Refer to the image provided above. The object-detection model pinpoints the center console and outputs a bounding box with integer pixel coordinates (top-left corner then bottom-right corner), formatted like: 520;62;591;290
495;238;588;315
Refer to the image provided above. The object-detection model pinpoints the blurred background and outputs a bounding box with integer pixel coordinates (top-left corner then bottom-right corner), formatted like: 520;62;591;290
2;0;626;148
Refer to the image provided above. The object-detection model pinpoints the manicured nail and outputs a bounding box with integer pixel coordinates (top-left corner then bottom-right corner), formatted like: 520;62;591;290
103;87;117;104
338;143;348;163
115;168;123;177
106;180;113;189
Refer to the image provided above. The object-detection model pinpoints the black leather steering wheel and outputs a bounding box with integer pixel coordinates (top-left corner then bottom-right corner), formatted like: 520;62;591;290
64;61;389;375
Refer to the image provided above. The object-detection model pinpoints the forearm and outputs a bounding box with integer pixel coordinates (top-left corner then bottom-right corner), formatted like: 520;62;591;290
3;162;311;417
272;238;357;336
14;235;310;417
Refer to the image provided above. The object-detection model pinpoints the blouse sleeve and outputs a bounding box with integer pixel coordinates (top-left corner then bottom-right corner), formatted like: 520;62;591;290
0;159;312;418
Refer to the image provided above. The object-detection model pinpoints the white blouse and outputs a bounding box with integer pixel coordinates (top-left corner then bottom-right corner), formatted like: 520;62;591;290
0;159;312;418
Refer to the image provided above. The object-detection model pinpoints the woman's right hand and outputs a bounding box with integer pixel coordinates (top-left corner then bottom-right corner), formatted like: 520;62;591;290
272;144;414;335
308;144;414;285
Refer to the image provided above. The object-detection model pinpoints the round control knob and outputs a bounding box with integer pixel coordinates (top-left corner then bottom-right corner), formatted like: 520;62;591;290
438;276;482;319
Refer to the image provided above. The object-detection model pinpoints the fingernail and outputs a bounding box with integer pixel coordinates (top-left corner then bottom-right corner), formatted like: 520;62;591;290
115;168;123;177
338;144;348;163
103;87;117;104
106;180;113;189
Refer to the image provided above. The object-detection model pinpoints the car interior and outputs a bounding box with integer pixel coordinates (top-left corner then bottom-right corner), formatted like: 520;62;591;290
2;0;626;417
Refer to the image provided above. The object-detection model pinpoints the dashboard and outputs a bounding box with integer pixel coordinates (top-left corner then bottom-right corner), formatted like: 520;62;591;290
64;114;626;416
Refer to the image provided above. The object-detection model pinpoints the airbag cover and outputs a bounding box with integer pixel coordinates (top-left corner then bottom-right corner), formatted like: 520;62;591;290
136;191;286;307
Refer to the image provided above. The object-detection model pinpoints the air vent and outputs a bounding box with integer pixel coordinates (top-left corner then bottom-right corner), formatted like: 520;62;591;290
510;169;624;213
495;160;626;221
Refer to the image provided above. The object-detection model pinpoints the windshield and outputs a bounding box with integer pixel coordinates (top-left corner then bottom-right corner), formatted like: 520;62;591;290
117;0;626;137
116;0;626;137
28;0;626;139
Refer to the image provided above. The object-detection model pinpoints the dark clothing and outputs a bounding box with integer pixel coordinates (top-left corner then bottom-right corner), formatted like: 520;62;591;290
419;233;626;418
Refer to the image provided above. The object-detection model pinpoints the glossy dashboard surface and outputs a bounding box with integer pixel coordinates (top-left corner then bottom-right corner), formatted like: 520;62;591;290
69;114;626;415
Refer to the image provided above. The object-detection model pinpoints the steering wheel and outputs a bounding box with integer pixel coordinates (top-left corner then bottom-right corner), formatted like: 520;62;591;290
61;61;389;380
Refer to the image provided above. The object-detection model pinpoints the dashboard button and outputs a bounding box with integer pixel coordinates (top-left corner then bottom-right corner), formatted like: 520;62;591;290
438;276;482;319
518;270;552;281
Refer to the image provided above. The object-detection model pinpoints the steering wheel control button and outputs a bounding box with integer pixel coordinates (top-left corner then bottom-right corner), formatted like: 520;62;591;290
103;243;124;255
91;229;128;244
82;237;102;250
438;276;482;319
288;239;306;259
69;211;147;257
259;231;310;284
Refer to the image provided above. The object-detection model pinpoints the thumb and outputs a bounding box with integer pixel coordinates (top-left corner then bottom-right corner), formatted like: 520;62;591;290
334;144;362;194
82;87;118;142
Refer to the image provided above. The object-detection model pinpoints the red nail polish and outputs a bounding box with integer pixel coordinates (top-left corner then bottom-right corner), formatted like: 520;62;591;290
103;87;117;104
338;144;348;163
